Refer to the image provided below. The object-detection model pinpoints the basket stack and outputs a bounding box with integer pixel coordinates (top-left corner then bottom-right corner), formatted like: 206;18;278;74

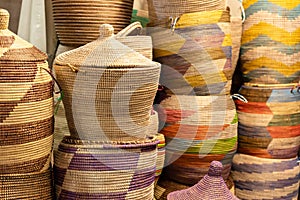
146;0;243;196
232;0;300;199
0;8;54;199
53;24;161;199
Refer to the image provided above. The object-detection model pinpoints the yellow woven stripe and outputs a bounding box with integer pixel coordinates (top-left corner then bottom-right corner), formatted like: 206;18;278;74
268;0;300;10
242;57;300;76
222;34;232;46
243;0;260;10
176;10;229;28
242;22;300;45
184;72;227;87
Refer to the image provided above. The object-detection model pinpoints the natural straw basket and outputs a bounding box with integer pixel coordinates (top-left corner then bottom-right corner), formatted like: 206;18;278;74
51;0;134;46
0;169;54;199
147;0;226;27
232;153;300;200
167;161;239;200
54;24;161;141
235;83;300;159
158;94;238;185
0;8;54;174
54;136;158;200
239;0;300;84
148;10;233;96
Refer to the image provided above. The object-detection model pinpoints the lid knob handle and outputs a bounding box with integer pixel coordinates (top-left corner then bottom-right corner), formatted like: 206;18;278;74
208;161;223;177
0;8;9;30
99;24;114;38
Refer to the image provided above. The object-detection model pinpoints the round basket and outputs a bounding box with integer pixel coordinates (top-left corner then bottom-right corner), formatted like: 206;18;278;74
147;0;226;26
235;84;300;159
239;0;300;84
232;153;300;200
54;24;161;141
0;8;53;174
54;136;158;199
51;0;134;46
148;10;233;96
0;169;54;199
155;133;166;185
158;94;238;185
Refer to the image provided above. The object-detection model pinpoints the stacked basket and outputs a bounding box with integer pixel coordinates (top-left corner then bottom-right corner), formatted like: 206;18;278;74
146;0;244;198
232;0;300;199
53;24;161;199
0;8;54;199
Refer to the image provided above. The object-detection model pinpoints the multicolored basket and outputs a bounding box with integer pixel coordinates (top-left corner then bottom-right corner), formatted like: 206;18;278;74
239;0;300;84
235;84;300;158
51;0;134;46
54;136;158;199
147;0;226;26
0;8;53;174
0;169;54;199
232;153;300;200
148;10;233;96
167;161;239;200
158;94;238;185
155;133;166;185
54;24;161;141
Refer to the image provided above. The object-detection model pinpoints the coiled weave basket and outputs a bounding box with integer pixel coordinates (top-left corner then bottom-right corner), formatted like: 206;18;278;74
0;8;53;174
232;153;300;200
239;0;300;84
235;84;300;159
54;24;161;141
158;94;238;185
51;0;134;46
54;136;158;200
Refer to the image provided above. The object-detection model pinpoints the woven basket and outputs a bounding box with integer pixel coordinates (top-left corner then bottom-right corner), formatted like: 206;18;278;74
239;0;300;84
51;0;134;46
148;10;233;96
54;24;161;141
235;84;300;159
167;161;239;200
147;0;226;26
155;133;166;185
232;153;300;200
0;8;53;174
0;169;54;199
54;136;158;199
56;22;153;60
158;94;238;185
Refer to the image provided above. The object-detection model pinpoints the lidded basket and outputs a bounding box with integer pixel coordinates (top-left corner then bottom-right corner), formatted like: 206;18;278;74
54;24;161;142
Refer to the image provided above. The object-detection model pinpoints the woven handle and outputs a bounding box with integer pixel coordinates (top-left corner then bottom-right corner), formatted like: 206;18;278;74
0;8;9;30
116;22;143;37
40;67;62;94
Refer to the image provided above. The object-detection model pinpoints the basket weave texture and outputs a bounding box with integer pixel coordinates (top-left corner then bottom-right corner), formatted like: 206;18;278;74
239;0;300;84
51;0;134;46
0;8;53;174
54;136;158;200
232;153;300;200
235;84;300;159
54;24;161;142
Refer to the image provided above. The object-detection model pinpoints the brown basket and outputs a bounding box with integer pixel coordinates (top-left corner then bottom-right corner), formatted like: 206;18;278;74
54;136;158;199
51;0;134;46
54;24;161;142
232;153;299;200
0;169;54;199
235;84;300;159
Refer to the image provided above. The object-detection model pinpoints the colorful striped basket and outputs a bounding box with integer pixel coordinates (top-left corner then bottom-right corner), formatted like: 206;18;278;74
239;0;300;84
51;0;134;46
235;84;300;158
232;153;300;200
155;133;166;185
148;9;234;96
0;8;53;174
0;169;54;199
167;161;239;200
158;94;238;185
54;136;158;199
53;24;161;141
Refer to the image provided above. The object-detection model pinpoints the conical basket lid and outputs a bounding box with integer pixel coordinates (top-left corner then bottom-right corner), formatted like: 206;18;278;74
54;24;157;68
0;8;47;62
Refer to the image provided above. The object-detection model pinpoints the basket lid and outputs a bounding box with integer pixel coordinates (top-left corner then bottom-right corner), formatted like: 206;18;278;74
0;8;47;62
54;24;157;68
